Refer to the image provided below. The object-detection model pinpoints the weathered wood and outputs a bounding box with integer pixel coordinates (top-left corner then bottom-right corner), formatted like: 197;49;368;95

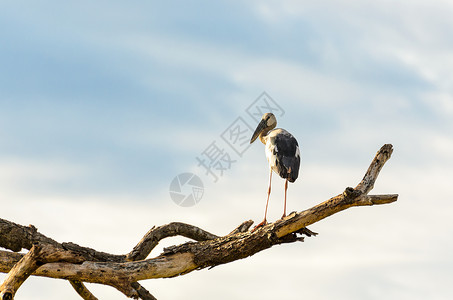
228;220;254;235
0;144;398;299
69;280;99;300
0;192;395;284
0;221;59;252
0;219;125;263
0;245;43;300
355;144;393;194
0;243;85;299
130;282;158;300
0;219;125;298
126;222;219;262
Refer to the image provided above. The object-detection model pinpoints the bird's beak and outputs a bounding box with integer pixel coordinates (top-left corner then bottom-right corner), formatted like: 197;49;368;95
250;119;266;143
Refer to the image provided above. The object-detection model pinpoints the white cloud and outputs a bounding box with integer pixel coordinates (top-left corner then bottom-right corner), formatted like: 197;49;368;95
105;32;363;109
231;58;363;106
422;91;453;117
0;157;86;182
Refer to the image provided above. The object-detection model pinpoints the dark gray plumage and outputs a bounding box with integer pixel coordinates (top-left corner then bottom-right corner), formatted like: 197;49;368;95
268;129;300;182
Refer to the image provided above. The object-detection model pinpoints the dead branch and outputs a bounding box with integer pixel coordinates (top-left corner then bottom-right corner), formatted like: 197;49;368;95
126;222;219;262
0;144;397;299
69;281;99;300
0;243;85;299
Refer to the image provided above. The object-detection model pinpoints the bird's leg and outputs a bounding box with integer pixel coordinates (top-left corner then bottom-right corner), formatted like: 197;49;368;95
265;170;273;218
253;170;272;231
282;178;288;219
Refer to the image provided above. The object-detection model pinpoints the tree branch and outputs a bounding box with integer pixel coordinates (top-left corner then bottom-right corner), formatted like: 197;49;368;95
0;144;397;299
0;245;43;300
126;222;219;262
69;281;99;300
355;143;393;194
0;243;84;300
0;219;124;298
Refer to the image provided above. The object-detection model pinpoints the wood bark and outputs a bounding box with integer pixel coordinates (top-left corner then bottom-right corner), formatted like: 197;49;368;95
0;144;397;299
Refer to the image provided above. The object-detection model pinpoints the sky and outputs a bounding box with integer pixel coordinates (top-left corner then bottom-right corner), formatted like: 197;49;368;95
1;0;452;299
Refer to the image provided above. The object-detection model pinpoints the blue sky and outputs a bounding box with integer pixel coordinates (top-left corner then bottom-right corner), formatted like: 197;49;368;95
1;1;453;299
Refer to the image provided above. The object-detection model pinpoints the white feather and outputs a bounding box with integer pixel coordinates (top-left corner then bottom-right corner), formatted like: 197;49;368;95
265;138;277;171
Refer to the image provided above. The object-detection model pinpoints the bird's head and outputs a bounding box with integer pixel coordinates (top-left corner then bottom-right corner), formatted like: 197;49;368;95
250;113;277;144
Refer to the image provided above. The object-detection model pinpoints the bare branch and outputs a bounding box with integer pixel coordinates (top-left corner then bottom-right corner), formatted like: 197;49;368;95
0;220;59;252
0;243;84;299
228;220;254;235
0;219;125;263
0;244;43;300
130;282;157;300
126;222;219;262
361;194;398;205
69;281;99;300
355;143;393;194
0;220;122;299
0;144;398;299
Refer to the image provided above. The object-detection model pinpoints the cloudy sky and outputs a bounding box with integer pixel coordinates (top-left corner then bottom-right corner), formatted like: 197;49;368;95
1;1;452;299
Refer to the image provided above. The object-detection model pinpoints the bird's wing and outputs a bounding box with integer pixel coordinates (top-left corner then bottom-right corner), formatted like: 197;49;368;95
273;130;301;182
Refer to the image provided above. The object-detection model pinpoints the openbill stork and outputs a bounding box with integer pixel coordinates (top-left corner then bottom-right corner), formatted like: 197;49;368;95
250;113;300;229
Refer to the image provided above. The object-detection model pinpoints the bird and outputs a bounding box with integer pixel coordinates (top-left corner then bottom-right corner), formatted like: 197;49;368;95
250;112;300;229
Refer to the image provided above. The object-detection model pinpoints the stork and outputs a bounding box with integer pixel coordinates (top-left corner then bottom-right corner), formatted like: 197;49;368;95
250;112;300;229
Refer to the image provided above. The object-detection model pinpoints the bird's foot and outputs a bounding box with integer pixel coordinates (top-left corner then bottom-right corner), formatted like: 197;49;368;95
251;219;268;232
281;213;287;219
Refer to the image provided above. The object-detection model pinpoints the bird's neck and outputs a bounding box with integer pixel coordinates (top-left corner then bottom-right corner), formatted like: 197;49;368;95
259;124;276;145
259;130;269;145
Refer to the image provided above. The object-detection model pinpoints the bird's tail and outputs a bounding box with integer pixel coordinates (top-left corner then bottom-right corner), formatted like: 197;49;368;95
280;157;300;183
